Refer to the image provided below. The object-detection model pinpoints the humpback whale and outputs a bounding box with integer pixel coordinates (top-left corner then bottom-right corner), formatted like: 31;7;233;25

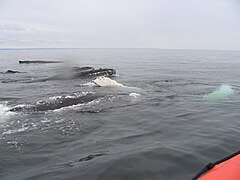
6;70;21;73
9;93;104;112
26;67;116;82
71;68;116;78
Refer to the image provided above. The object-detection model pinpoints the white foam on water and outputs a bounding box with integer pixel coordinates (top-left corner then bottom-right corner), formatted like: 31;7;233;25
87;99;101;105
52;103;84;112
12;104;30;108
3;126;29;135
0;103;16;122
47;92;94;103
129;93;141;98
82;91;93;96
48;95;62;100
65;95;76;99
81;82;96;87
51;97;101;113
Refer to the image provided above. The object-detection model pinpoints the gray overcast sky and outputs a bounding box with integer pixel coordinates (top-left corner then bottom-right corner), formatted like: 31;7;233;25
0;0;239;50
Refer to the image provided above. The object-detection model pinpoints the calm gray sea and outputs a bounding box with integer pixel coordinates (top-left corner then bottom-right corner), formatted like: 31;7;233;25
0;49;240;180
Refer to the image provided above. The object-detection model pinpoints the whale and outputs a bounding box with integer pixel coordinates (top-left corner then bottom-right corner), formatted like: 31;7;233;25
9;93;105;112
25;67;116;83
0;70;23;74
8;91;130;113
19;60;62;64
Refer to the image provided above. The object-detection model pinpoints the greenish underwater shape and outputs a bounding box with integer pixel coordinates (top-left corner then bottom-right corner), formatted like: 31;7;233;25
204;85;234;101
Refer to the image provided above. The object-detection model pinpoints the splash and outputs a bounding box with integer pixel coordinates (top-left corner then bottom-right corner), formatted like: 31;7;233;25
80;82;96;87
0;103;15;122
204;85;234;101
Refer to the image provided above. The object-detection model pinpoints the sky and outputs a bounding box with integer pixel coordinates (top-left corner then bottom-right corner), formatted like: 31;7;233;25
0;0;239;50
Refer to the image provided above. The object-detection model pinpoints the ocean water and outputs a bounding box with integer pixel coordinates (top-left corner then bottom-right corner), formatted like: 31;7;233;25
0;49;240;180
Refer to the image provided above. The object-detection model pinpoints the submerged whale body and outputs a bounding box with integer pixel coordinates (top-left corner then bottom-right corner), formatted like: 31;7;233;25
9;93;104;112
204;85;234;101
19;60;62;64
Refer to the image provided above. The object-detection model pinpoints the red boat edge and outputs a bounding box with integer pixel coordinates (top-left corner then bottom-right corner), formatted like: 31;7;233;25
192;151;240;180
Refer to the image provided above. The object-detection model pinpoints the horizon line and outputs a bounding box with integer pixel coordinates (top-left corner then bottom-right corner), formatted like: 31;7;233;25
0;47;239;51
